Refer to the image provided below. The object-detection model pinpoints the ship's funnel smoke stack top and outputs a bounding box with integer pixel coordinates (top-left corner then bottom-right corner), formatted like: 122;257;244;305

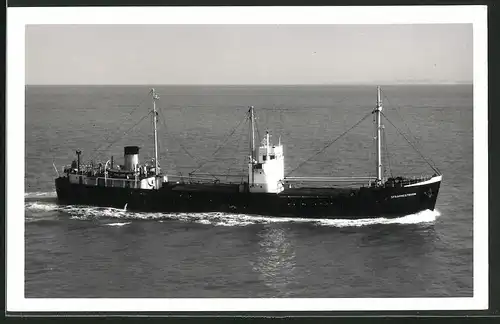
124;146;140;171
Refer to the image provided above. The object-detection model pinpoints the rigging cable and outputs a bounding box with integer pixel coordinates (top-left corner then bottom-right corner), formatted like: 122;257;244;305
381;91;441;174
157;107;203;168
368;112;376;182
156;111;165;171
89;96;149;161
236;117;250;177
382;126;393;178
285;111;373;177
94;112;152;162
156;105;222;181
253;109;262;146
380;111;440;175
190;111;249;176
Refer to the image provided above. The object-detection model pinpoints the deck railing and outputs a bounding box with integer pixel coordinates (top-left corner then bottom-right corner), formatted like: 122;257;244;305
283;175;434;187
69;170;435;189
165;173;247;185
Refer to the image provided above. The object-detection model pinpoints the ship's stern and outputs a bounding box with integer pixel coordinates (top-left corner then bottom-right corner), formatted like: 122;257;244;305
55;176;71;202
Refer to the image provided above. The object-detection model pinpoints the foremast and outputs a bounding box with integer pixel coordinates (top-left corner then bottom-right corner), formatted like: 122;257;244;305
151;88;160;176
249;106;256;185
149;88;167;188
374;86;383;185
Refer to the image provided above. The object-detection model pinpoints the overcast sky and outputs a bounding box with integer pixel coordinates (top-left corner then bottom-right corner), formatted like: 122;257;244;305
25;24;472;85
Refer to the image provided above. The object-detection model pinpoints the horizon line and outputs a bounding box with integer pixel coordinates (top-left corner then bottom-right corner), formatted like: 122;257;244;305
25;82;473;87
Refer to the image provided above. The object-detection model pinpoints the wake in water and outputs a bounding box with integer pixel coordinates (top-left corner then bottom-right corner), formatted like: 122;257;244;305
24;191;57;198
25;197;441;227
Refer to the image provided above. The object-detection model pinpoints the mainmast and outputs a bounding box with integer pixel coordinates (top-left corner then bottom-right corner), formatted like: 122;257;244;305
374;86;383;184
265;130;270;157
151;88;160;176
249;106;255;184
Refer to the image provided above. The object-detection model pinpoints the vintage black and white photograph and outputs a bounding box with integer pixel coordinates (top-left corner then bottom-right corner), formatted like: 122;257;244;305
7;6;488;312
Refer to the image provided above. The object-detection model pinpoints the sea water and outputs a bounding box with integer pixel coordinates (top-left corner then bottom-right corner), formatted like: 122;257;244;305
24;85;473;297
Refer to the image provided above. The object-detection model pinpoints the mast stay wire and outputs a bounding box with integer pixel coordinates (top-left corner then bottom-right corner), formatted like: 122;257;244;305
190;111;249;176
89;96;150;161
154;91;246;179
382;127;393;178
381;90;440;173
236;116;250;177
156;106;203;177
157;107;204;167
285;111;373;177
88;112;152;165
367;113;376;182
156;105;224;181
380;111;440;175
254;109;261;145
154;104;251;180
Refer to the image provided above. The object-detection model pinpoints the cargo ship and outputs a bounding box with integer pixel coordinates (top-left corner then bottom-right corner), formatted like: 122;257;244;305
55;87;442;219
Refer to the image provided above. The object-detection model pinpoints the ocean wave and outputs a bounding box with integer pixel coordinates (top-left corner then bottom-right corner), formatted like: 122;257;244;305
24;191;57;198
24;200;441;228
25;202;59;212
105;222;131;227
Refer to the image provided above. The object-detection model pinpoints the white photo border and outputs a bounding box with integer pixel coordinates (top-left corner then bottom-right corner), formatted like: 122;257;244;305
7;5;488;312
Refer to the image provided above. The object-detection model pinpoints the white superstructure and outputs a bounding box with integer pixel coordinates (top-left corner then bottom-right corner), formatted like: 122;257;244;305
64;90;167;190
66;146;166;190
248;130;285;193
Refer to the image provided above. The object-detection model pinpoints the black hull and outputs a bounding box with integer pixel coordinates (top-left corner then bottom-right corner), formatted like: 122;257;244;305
55;177;441;220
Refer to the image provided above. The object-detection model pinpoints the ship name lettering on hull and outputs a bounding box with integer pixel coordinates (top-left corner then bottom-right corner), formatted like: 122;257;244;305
390;192;417;199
